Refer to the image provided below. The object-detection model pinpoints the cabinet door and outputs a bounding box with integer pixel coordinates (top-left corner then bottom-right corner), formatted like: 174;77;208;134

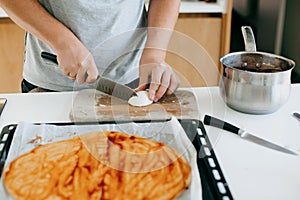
166;14;222;87
0;19;25;93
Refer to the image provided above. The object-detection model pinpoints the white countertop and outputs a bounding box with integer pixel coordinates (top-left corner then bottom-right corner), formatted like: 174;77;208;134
0;84;300;199
0;0;228;18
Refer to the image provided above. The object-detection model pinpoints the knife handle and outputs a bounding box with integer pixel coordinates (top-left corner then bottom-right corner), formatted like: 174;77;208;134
293;112;300;121
204;115;240;134
41;52;58;64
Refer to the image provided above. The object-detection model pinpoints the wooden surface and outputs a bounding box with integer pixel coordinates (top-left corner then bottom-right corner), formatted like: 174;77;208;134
0;18;25;93
70;89;199;122
167;0;232;87
166;14;222;87
221;0;233;57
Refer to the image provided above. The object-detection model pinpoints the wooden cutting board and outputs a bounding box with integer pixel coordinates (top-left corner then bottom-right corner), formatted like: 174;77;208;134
70;89;199;122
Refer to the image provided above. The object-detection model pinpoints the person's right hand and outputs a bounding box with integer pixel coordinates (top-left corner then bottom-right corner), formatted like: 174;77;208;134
0;0;100;84
56;45;98;84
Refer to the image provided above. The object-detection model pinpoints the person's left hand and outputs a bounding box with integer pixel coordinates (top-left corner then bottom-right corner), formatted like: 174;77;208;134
135;54;180;102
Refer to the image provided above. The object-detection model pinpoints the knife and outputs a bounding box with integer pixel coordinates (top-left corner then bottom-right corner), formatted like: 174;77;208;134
293;112;300;121
41;52;137;101
203;115;298;156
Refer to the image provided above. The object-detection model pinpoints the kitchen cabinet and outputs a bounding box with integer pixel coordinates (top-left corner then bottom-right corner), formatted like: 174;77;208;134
0;18;25;93
166;0;232;87
0;0;232;93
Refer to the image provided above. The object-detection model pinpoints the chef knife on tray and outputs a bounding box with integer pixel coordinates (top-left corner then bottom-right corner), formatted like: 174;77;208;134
41;52;137;101
204;115;298;156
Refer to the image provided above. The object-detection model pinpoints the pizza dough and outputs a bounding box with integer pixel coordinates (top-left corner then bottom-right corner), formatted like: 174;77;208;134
3;131;191;200
128;91;153;107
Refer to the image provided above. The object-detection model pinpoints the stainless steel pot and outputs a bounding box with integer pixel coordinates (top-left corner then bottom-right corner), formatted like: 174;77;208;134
219;26;295;114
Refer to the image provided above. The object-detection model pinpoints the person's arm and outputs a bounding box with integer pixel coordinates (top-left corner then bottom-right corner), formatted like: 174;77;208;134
136;0;181;102
0;0;98;83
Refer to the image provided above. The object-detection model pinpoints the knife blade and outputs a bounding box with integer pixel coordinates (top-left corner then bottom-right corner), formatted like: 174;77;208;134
203;115;298;156
41;52;137;101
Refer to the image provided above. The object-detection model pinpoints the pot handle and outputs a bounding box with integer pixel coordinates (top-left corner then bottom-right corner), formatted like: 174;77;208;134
241;26;257;52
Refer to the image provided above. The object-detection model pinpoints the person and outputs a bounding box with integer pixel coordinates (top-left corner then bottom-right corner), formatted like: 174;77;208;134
0;0;181;102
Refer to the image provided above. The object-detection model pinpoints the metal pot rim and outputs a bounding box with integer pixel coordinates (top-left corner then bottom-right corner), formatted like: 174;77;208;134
220;51;295;74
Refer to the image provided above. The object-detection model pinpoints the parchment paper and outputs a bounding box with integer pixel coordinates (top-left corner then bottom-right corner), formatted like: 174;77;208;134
0;117;201;200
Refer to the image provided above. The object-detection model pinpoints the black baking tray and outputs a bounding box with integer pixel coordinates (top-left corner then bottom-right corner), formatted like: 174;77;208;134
0;119;233;200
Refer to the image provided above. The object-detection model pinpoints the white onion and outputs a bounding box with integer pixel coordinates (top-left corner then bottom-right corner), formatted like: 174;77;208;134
128;91;153;107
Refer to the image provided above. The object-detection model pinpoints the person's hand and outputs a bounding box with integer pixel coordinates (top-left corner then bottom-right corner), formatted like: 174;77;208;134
136;55;180;102
56;44;98;84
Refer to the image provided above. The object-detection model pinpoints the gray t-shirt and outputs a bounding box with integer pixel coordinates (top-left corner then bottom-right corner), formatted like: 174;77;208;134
23;0;147;91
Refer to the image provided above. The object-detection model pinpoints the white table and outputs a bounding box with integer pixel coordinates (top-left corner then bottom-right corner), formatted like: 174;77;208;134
0;84;300;200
